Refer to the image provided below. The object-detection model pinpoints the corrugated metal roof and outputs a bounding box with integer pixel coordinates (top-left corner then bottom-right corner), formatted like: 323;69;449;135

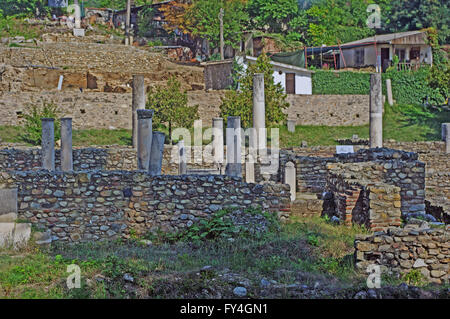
246;56;314;73
342;30;426;46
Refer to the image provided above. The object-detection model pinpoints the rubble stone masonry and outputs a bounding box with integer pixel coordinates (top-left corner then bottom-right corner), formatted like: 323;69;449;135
0;171;291;242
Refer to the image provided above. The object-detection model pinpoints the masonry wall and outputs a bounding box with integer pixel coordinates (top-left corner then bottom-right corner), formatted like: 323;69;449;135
325;162;402;231
0;91;372;129
0;171;291;242
334;149;426;216
355;227;449;284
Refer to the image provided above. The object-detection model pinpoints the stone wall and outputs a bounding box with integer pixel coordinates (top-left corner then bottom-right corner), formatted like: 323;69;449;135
355;225;449;284
281;148;426;218
0;171;291;242
326;162;402;231
0;91;222;129
0;145;218;174
286;94;370;126
0;92;372;128
384;141;449;220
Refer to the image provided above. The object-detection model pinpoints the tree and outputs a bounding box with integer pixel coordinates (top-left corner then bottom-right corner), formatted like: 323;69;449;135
220;53;289;128
304;0;376;46
137;5;155;37
247;0;299;33
0;0;49;17
161;0;248;50
146;76;199;141
382;0;449;44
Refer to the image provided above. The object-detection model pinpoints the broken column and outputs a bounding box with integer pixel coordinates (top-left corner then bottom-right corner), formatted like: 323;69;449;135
386;79;394;106
149;132;165;176
287;120;296;133
178;140;187;175
442;123;450;154
60;118;73;171
253;73;266;153
212;118;224;170
137;109;153;170
72;0;85;37
225;116;242;178
41;118;55;171
132;75;146;148
284;162;296;201
370;73;383;148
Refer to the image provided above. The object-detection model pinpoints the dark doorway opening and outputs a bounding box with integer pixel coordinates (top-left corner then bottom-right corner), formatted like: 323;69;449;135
286;73;295;94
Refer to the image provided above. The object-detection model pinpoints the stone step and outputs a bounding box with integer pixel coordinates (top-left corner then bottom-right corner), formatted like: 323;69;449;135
290;192;324;218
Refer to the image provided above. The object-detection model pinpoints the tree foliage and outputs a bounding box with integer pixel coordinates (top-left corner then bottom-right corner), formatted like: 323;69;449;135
146;76;199;140
304;0;376;46
21;102;61;146
161;0;248;49
381;0;450;44
220;53;289;128
0;0;49;18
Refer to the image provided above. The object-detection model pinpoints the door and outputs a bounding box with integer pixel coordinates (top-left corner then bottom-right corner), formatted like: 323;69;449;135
381;48;390;72
286;73;295;94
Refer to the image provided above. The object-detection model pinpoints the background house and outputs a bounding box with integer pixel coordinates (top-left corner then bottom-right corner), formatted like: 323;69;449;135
243;56;314;95
336;30;433;72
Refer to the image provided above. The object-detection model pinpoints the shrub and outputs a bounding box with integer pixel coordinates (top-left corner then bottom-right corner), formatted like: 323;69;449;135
312;71;371;95
21;102;61;145
385;67;446;106
146;76;199;141
220;53;289;128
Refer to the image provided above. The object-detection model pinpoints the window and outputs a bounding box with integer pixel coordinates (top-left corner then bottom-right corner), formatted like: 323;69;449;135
355;49;364;66
396;49;406;61
410;47;420;60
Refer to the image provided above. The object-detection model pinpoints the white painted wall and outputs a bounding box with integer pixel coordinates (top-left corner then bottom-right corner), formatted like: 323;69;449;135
295;73;312;95
239;58;313;95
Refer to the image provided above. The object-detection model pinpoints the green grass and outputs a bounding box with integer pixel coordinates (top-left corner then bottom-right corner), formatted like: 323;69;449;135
279;103;450;147
1;103;448;148
0;217;369;299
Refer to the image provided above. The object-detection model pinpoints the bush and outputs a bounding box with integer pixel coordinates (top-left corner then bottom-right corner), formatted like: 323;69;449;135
385;67;446;106
21;102;61;145
146;76;199;141
0;16;41;39
312;71;371;95
220;53;289;128
313;68;447;106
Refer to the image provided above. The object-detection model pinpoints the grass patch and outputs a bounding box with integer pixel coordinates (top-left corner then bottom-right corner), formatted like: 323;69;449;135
1;103;448;148
279;103;450;147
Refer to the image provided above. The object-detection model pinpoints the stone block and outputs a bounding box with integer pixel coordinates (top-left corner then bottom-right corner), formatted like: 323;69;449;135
0;188;17;214
13;223;31;248
73;28;85;37
0;222;15;247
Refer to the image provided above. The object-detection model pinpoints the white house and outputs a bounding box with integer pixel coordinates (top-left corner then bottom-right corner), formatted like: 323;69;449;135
243;56;314;95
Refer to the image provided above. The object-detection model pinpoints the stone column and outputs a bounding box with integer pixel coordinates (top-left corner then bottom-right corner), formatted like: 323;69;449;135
386;79;394;106
253;73;266;153
149;132;165;176
132;75;146;148
285;162;296;201
74;0;81;29
41;118;55;171
137;109;153;170
287;120;296;133
178;140;187;175
442;123;450;154
225;116;242;178
60;118;73;171
212;118;224;168
370;73;383;148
